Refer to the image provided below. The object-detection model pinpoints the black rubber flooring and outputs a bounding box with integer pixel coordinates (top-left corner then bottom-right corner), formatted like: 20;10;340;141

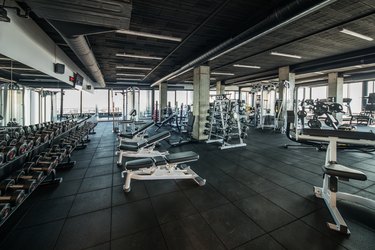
1;122;374;250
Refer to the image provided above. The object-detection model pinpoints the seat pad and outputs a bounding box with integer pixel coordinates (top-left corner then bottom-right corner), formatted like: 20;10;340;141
165;151;199;164
153;156;167;166
146;131;171;144
323;163;367;181
125;158;154;170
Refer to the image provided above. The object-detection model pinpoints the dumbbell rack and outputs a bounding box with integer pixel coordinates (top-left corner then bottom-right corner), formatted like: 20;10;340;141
206;95;246;150
0;116;97;229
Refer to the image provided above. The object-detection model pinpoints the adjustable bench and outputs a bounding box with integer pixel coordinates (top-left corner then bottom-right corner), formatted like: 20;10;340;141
297;129;375;234
117;131;170;166
118;121;154;142
121;151;206;192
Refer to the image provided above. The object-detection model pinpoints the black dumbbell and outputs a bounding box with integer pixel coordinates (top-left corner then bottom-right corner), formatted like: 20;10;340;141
0;189;25;206
40;152;64;162
0;134;10;142
27;135;41;146
0;146;17;162
33;155;59;166
0;203;10;220
0;179;36;194
9;141;28;156
11;170;43;183
23;162;53;175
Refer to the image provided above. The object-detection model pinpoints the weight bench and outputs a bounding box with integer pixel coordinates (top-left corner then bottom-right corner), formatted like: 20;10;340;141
121;151;206;192
118;121;154;142
297;128;375;234
117;131;170;166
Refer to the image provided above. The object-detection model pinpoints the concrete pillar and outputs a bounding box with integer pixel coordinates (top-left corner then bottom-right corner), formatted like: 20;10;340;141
192;66;210;141
328;72;344;122
278;66;295;111
216;81;225;95
159;82;168;121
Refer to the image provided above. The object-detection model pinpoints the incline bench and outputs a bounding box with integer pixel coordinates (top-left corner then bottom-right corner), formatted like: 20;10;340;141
118;121;154;141
121;151;206;192
117;131;170;166
297;128;375;234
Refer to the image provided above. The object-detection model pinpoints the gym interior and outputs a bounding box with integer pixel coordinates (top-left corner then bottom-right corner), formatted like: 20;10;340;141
0;0;375;249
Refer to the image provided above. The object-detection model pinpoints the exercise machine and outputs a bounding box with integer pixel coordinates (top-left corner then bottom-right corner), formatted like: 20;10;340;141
296;128;375;234
116;131;170;166
121;151;206;192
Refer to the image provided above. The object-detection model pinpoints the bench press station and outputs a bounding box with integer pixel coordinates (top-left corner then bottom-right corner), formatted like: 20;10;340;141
121;151;206;192
297;128;375;234
116;131;170;166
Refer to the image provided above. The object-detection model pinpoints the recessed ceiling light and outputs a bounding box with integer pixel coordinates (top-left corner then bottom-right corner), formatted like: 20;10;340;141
116;53;163;60
0;67;37;71
354;65;363;68
343;74;351;77
116;78;142;81
20;73;50;77
116;66;152;70
116;73;146;77
233;64;261;69
184;80;193;83
210;78;216;80
340;28;373;41
116;30;182;42
314;72;324;75
0;58;11;61
270;51;302;59
211;72;235;76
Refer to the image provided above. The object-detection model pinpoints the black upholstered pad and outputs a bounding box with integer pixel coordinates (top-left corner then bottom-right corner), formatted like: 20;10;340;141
153;156;167;166
323;163;367;181
146;131;171;144
118;133;133;139
302;129;375;140
125;158;154;170
119;140;147;151
165;151;199;164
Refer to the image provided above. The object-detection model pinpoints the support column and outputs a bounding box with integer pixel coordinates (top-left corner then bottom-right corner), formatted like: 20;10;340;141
278;66;295;132
60;88;63;121
216;81;225;95
328;72;344;122
192;66;210;141
159;82;168;122
79;90;83;115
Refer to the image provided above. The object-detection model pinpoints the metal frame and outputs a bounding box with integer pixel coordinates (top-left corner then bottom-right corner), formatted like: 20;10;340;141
297;132;375;234
121;158;205;192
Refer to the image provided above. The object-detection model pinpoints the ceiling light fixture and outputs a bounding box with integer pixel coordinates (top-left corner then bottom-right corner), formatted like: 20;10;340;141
270;52;302;59
211;72;235;76
167;67;193;81
20;73;50;77
340;28;373;41
116;78;142;81
233;64;261;69
314;72;324;75
184;80;193;83
0;57;11;61
116;73;146;77
116;66;152;70
116;53;163;60
210;78;216;81
116;30;182;42
0;67;37;71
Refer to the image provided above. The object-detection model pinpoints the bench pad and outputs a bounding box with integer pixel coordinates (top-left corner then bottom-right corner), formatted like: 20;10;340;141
323;163;367;181
165;151;199;164
125;158;154;170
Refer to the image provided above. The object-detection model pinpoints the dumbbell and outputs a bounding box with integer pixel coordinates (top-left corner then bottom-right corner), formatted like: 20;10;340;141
0;189;25;206
9;140;28;156
0;134;10;142
40;152;64;162
49;146;68;156
33;155;59;167
0;146;17;162
0;179;37;194
0;203;10;220
34;132;51;143
23;162;53;175
27;135;41;146
11;170;43;183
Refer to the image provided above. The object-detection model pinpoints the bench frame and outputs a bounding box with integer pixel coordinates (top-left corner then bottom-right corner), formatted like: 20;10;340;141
121;155;206;192
298;132;375;234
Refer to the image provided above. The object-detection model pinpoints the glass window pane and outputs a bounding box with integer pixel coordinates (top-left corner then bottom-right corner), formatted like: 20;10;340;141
311;86;327;100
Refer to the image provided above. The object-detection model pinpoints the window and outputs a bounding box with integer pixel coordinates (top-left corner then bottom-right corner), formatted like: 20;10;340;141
343;82;362;114
82;89;109;120
311;86;327;100
63;89;80;114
